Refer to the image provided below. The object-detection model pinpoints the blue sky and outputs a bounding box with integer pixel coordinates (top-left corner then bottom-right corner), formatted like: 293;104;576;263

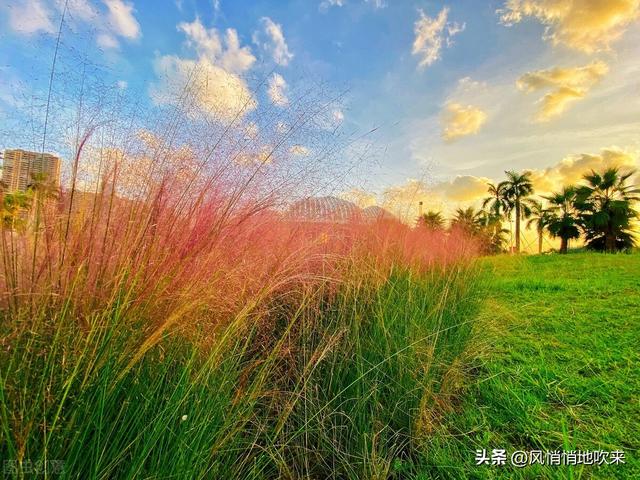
1;0;639;215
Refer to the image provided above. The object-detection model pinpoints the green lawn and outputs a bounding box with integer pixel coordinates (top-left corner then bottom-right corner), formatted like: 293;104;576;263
421;253;640;479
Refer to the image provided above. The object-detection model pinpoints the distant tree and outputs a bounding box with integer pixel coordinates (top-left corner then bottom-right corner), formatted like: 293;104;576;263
27;172;59;201
418;210;445;230
1;191;32;231
450;207;507;254
574;167;639;252
526;200;551;254
450;207;483;234
482;181;509;218
544;186;581;254
504;171;534;253
478;211;510;254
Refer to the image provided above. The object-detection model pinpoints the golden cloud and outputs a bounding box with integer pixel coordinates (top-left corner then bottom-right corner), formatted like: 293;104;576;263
528;147;639;193
413;7;465;69
378;147;638;223
516;61;608;121
433;175;491;202
441;103;488;142
378;176;491;222
340;188;378;208
498;0;640;53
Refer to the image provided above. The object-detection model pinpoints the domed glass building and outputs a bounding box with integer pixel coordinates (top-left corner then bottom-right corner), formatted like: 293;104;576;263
362;205;395;222
287;196;362;223
286;196;396;224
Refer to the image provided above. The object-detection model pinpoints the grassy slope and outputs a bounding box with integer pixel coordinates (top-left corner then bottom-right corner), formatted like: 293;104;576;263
422;253;640;480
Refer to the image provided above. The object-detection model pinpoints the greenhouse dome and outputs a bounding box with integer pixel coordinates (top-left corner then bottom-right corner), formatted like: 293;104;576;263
287;196;362;223
361;205;395;222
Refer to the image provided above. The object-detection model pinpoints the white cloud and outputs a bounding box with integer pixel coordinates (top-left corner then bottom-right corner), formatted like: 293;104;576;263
150;55;256;121
276;121;289;134
5;0;55;34
178;18;255;74
412;7;465;69
289;145;310;156
178;16;223;59
253;17;293;66
365;0;386;9
319;0;386;12
68;0;98;21
97;32;119;49
243;121;259;140
3;0;141;49
268;73;289;107
151;16;257;121
104;0;141;40
319;0;345;12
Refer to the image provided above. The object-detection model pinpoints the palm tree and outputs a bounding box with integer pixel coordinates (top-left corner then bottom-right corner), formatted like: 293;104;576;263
478;210;510;254
544;186;581;254
2;191;32;231
526;200;551;254
574;167;639;252
482;181;509;218
450;207;483;234
418;210;445;230
503;171;534;253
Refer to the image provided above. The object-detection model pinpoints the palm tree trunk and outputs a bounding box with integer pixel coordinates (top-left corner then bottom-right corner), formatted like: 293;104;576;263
515;201;521;253
538;230;543;254
560;237;568;254
605;232;616;253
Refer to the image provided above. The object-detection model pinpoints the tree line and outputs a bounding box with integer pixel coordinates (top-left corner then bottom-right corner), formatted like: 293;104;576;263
418;166;639;254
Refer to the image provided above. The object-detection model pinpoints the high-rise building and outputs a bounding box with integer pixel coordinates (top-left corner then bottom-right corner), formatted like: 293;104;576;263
1;149;61;192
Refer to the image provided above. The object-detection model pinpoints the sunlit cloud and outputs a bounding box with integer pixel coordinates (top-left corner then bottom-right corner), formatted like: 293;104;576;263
150;55;256;120
340;188;378;208
253;17;293;66
149;15;258;120
379;175;488;221
498;0;640;53
412;7;465;69
235;145;274;166
441;103;488;142
432;175;491;201
178;18;255;74
379;146;638;224
528;146;639;192
289;145;310;156
268;73;289;107
517;60;609;121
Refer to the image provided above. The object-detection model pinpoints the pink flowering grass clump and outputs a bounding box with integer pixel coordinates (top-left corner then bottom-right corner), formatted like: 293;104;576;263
0;125;483;479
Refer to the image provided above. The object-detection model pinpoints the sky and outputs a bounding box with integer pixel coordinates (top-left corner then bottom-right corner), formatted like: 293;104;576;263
1;0;640;225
